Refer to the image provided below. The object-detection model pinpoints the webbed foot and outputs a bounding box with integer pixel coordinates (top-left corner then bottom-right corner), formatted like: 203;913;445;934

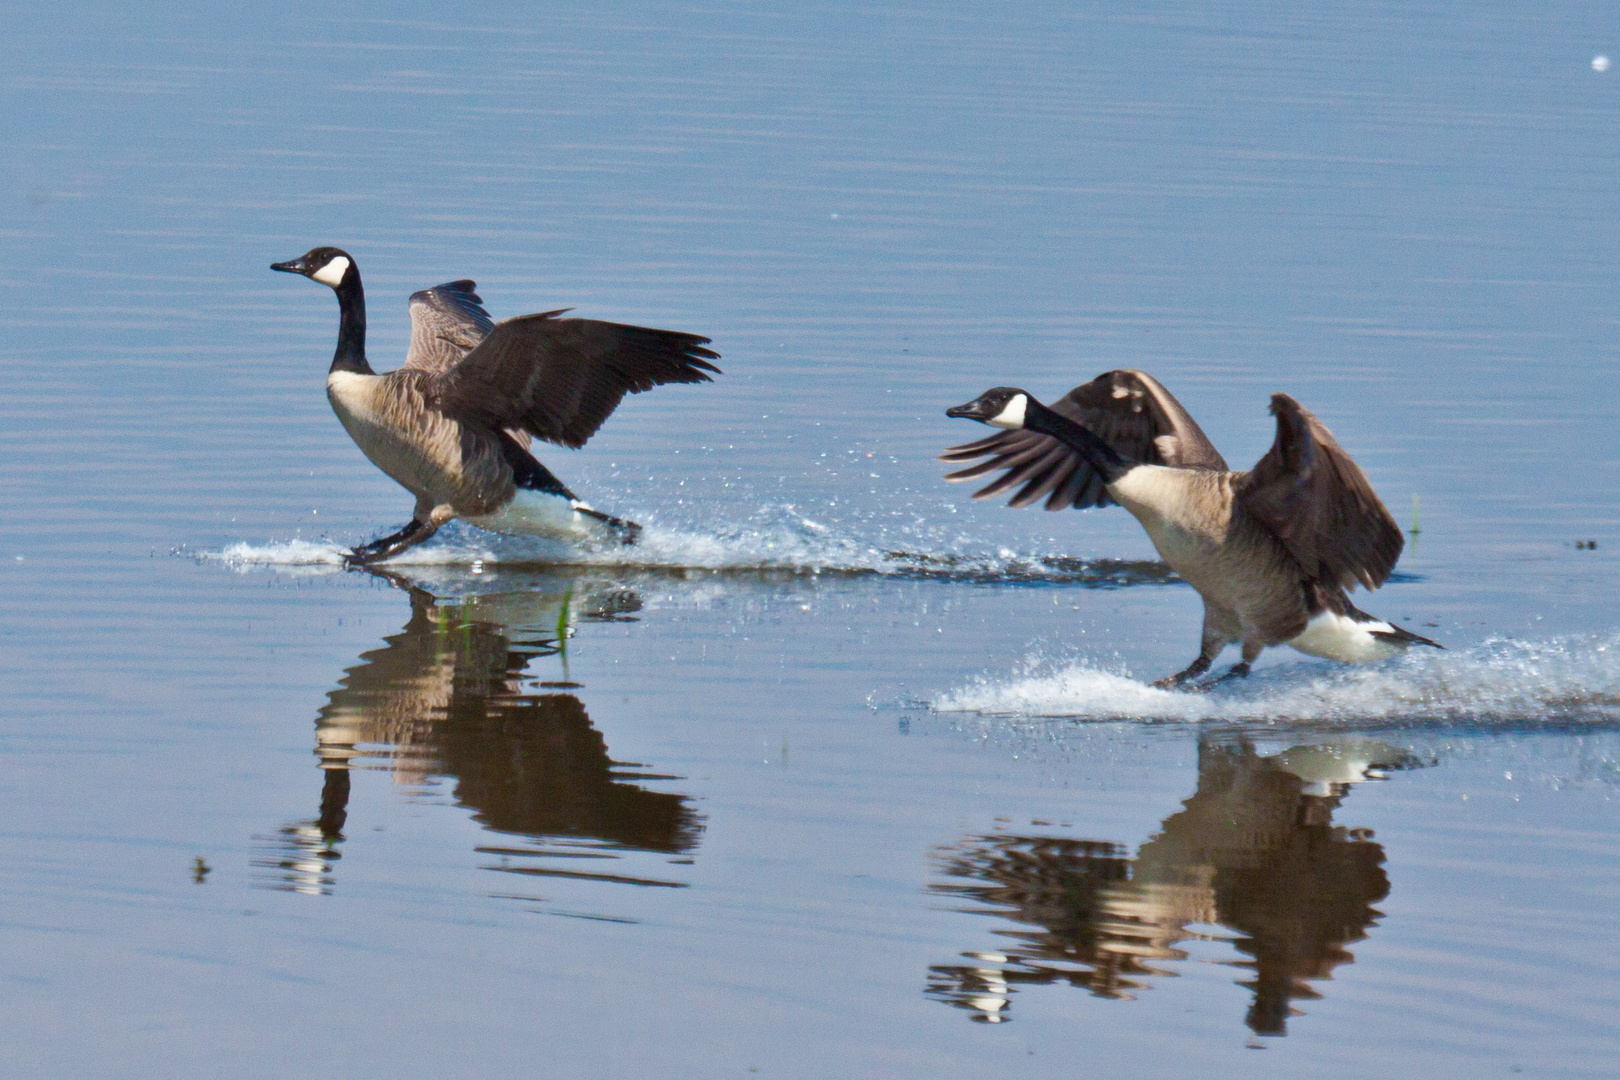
1205;660;1251;686
576;507;641;545
1153;655;1212;690
343;518;439;566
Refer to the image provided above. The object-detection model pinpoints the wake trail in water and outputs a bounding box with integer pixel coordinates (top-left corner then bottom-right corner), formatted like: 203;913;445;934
934;634;1620;725
201;511;1179;587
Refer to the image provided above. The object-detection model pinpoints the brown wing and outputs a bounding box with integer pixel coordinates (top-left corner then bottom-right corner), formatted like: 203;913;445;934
424;311;720;449
404;280;496;374
940;369;1228;510
1234;393;1403;591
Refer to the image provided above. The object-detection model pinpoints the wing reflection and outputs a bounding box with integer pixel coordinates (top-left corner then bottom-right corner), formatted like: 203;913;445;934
928;737;1427;1034
254;571;703;902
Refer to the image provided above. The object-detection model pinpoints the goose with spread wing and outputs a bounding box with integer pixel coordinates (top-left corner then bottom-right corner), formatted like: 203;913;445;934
943;372;1438;687
271;247;719;564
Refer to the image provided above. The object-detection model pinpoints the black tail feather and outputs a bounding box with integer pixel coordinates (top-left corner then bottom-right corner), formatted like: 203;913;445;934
1370;624;1443;650
496;430;575;499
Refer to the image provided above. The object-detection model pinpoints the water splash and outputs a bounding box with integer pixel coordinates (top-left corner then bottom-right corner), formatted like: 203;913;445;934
934;634;1620;725
201;509;1179;587
208;537;352;573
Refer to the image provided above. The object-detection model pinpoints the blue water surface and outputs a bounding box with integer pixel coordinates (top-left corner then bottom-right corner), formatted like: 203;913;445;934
0;2;1617;1077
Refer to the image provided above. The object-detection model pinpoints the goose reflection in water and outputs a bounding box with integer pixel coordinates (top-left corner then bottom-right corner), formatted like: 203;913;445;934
927;737;1428;1034
254;571;704;906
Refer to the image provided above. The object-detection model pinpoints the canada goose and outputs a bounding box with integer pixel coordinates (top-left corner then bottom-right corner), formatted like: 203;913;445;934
928;736;1409;1032
943;371;1439;686
270;246;720;563
258;573;700;895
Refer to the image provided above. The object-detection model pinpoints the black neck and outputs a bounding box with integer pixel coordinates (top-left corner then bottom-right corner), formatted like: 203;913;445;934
1024;398;1129;483
330;271;372;375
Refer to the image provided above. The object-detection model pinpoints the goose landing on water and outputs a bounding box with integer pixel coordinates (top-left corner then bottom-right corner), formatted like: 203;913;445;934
271;247;719;564
943;371;1440;688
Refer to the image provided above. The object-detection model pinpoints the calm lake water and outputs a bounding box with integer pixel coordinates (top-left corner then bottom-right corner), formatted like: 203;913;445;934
2;2;1618;1076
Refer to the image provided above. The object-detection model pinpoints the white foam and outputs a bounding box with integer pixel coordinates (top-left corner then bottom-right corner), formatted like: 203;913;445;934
203;518;866;574
199;505;1121;581
208;538;349;574
935;634;1620;725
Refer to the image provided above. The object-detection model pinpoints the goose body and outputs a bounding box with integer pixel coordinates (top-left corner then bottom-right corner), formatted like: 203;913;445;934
944;373;1439;686
272;247;719;563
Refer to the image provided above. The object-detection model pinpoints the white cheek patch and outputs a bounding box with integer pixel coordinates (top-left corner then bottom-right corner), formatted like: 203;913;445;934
311;256;351;287
987;394;1027;429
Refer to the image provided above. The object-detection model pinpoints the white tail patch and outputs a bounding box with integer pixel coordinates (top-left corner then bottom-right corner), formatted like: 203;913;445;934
1270;740;1411;796
1288;610;1402;663
464;489;617;543
311;255;351;287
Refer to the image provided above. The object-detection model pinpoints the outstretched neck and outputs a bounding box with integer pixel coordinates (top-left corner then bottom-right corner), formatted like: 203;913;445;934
330;273;372;376
1023;398;1129;483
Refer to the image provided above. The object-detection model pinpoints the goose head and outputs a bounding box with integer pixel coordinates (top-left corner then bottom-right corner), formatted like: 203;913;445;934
271;246;357;289
946;387;1030;430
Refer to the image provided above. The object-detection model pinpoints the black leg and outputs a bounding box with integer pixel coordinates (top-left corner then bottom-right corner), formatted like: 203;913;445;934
344;518;439;565
317;768;350;839
1153;654;1212;689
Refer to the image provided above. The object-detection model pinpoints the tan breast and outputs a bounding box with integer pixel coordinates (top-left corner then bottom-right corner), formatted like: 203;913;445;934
1107;466;1230;575
326;370;514;515
1107;466;1308;641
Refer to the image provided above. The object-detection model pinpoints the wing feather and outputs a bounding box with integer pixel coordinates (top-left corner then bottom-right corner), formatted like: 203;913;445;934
967;441;1064;500
1007;443;1080;508
425;312;720;449
1047;462;1092;510
939;369;1228;510
938;432;1011;462
404;280;496;374
944;432;1056;485
1234;394;1403;591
